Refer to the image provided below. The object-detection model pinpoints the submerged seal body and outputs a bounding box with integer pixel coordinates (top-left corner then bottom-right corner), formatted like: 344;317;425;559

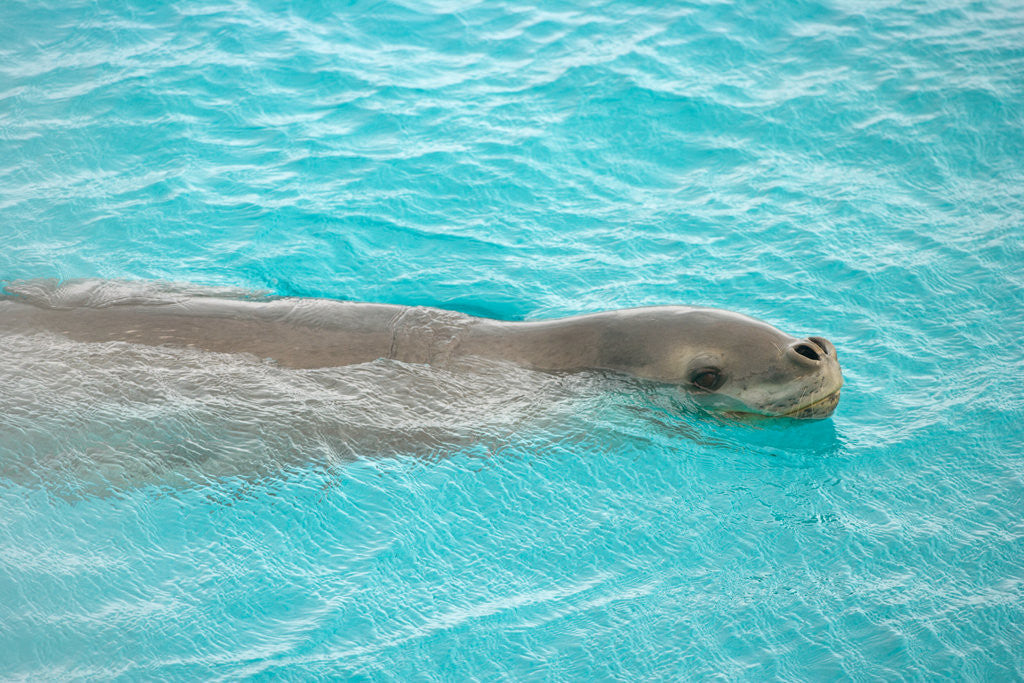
0;280;843;418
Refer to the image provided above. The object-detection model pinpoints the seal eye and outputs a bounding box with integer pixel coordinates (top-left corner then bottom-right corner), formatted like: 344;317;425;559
691;369;722;391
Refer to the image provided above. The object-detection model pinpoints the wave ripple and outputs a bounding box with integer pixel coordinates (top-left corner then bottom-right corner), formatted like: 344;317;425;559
2;0;1023;678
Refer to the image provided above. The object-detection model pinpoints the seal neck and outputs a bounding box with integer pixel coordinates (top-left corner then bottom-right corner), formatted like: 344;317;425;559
457;314;620;373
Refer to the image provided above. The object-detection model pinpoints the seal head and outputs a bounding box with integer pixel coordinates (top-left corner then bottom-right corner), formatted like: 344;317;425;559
602;308;843;419
463;305;843;419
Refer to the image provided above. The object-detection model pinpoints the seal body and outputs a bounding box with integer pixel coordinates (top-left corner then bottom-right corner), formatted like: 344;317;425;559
0;279;843;418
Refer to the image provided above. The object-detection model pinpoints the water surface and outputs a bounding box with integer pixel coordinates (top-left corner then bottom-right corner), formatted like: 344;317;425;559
1;0;1023;678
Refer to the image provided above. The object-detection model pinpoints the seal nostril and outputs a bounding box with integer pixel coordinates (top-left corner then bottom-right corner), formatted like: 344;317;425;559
808;336;831;356
794;343;821;361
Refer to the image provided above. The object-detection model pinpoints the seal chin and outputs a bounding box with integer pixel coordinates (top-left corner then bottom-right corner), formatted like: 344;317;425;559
780;388;842;419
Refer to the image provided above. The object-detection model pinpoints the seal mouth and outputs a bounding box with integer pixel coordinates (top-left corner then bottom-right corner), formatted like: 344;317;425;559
782;388;841;419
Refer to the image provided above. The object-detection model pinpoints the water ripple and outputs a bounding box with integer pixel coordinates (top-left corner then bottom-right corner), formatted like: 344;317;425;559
2;0;1024;678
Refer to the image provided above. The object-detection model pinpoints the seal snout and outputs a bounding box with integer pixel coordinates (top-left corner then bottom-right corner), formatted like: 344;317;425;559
788;336;835;364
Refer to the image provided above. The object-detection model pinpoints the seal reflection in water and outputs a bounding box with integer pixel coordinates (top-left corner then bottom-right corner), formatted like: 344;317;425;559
0;280;843;419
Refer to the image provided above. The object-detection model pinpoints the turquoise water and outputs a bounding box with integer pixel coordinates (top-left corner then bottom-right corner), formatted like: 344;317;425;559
2;0;1023;678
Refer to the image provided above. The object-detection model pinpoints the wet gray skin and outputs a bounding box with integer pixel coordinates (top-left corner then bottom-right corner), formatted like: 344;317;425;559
0;280;843;419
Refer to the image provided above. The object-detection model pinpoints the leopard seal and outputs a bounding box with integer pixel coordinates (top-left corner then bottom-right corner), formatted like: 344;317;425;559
0;279;843;418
